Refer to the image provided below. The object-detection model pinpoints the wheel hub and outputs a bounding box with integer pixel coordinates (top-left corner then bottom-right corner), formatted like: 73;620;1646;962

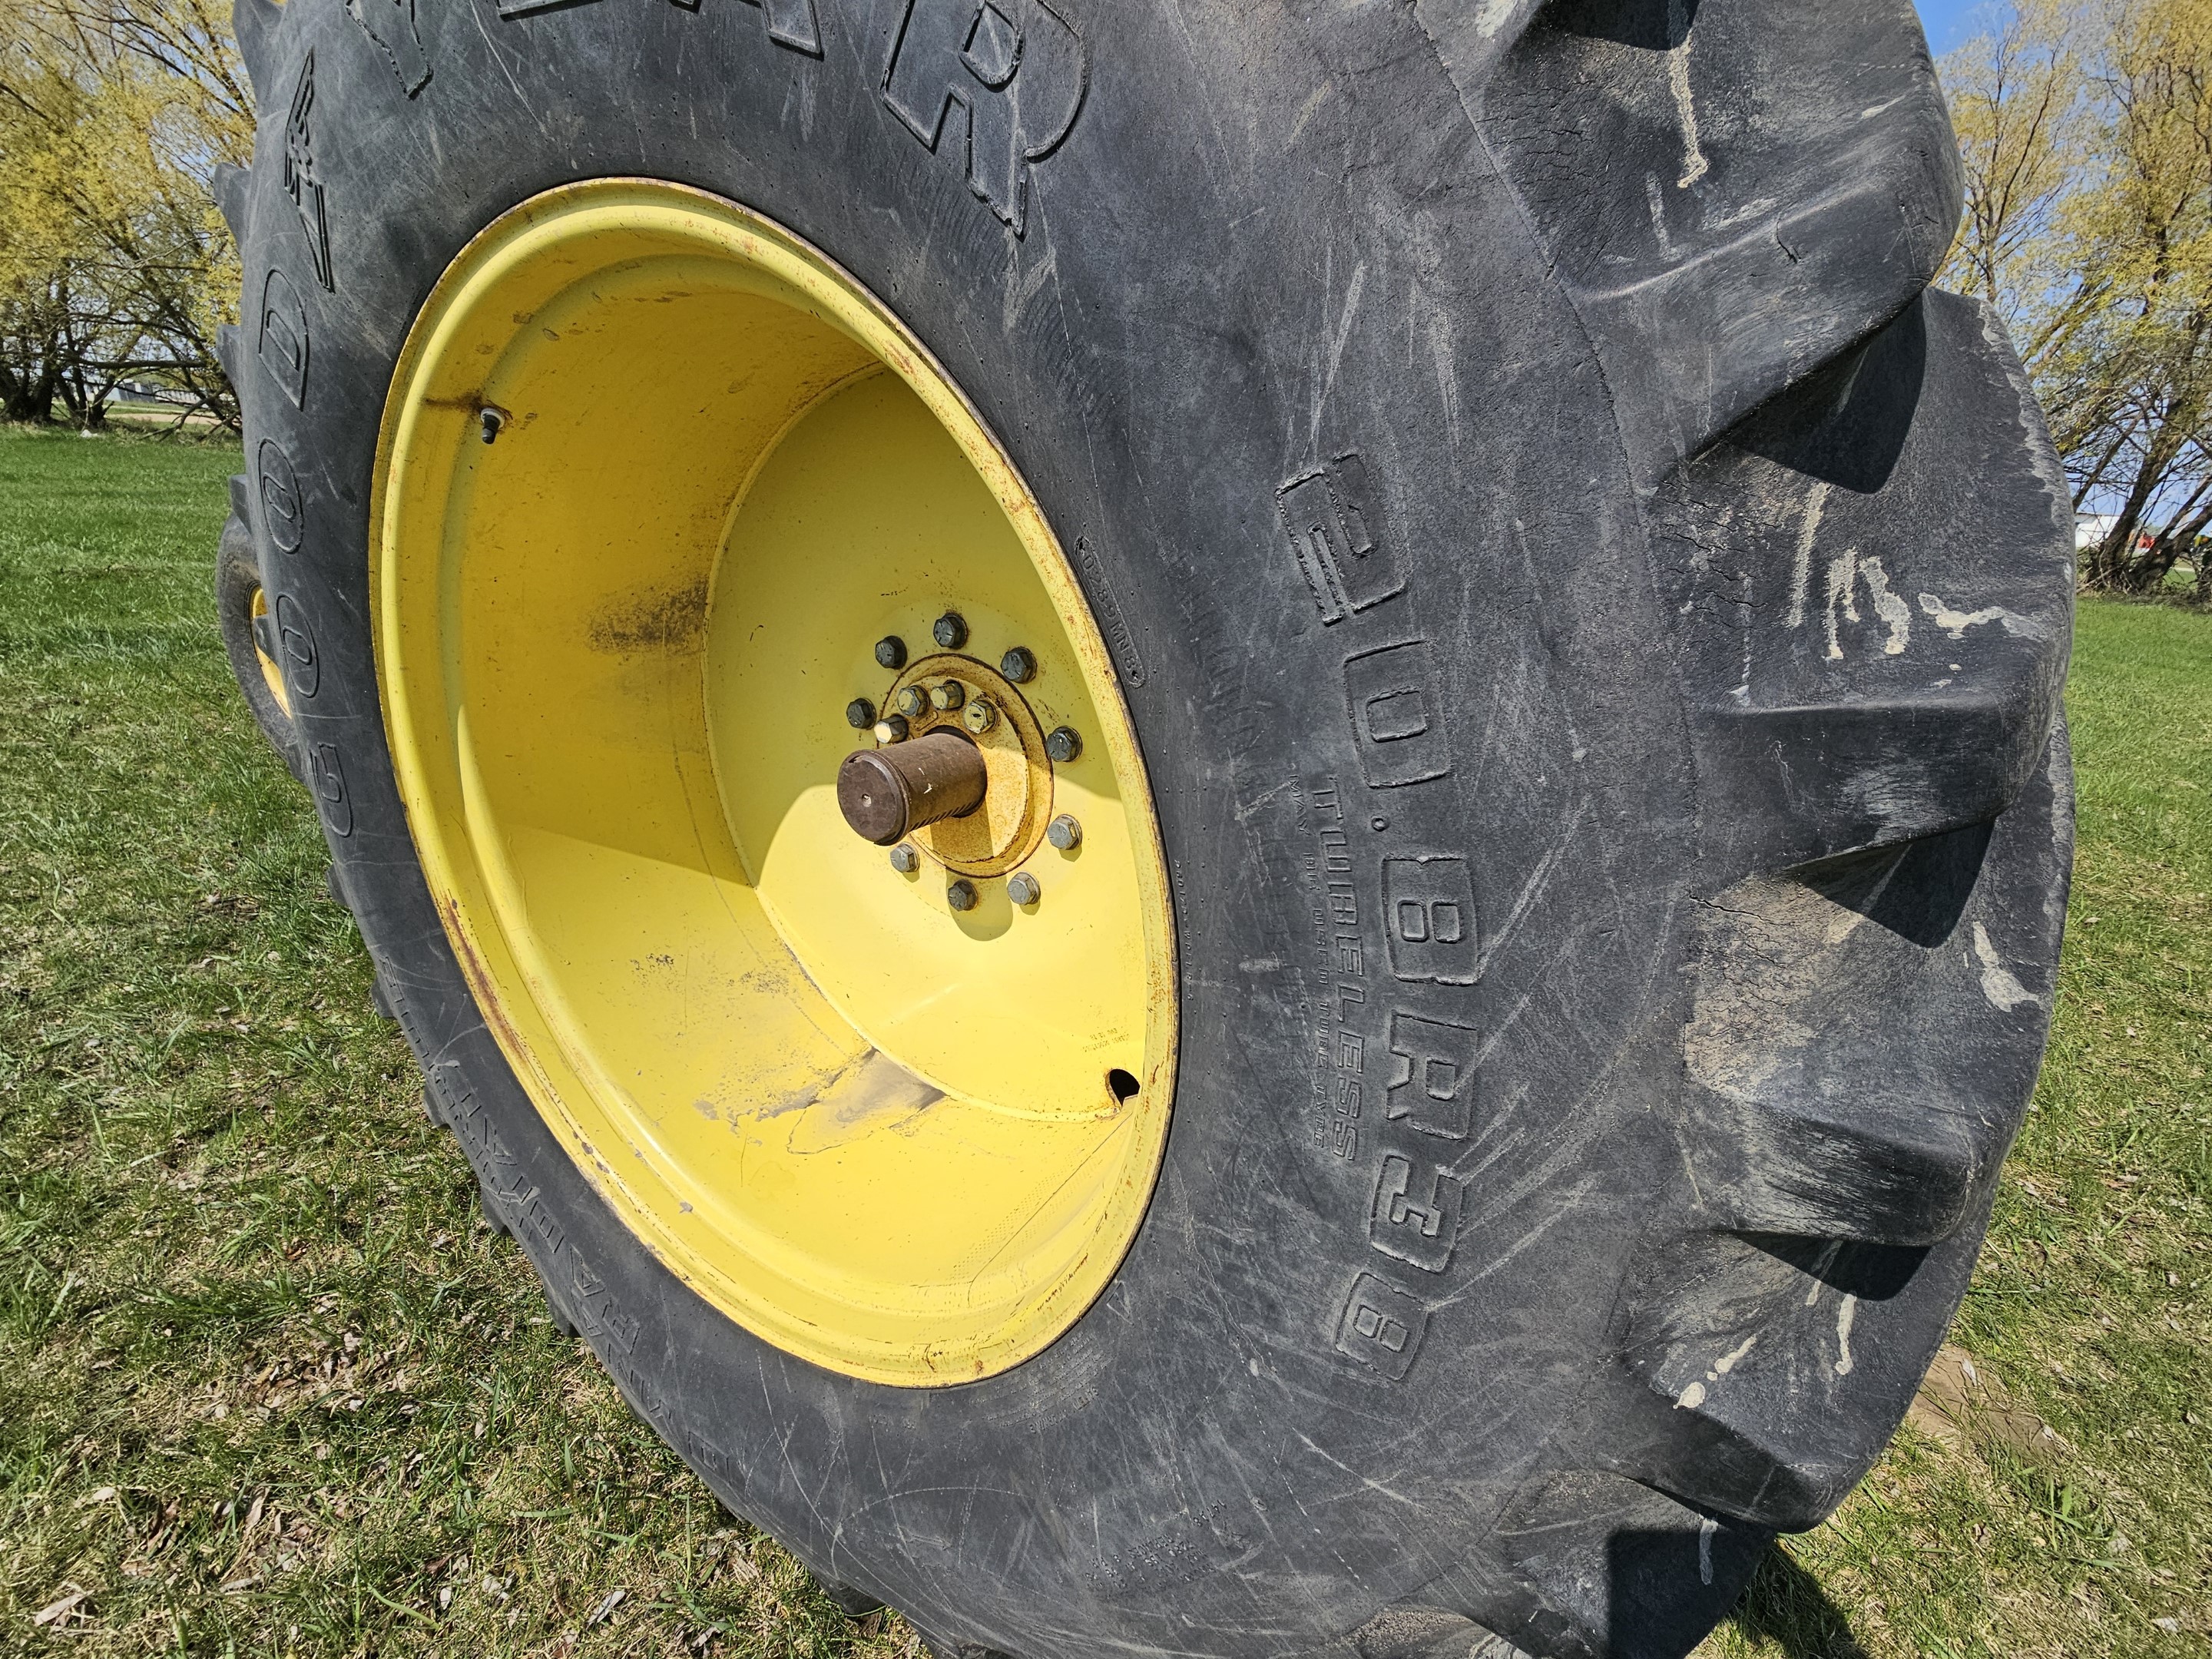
853;646;1058;874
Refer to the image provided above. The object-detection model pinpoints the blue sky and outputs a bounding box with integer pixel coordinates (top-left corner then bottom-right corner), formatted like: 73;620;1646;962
1916;0;1995;55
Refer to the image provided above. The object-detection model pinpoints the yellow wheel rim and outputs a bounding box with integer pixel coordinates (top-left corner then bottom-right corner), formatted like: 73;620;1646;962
371;180;1177;1385
250;584;291;717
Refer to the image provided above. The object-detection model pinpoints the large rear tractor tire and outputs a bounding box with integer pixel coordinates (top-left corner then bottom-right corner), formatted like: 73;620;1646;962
214;1;2074;1654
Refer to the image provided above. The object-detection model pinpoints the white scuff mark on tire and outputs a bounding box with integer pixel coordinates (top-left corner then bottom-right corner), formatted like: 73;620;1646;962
1856;555;1912;654
1463;1168;1594;1285
1311;260;1368;445
1428;303;1462;448
1644;173;1676;260
1002;240;1058;334
1290;1426;1421;1506
1286;83;1331;147
1731;568;1753;703
1823;547;1858;659
1834;1293;1858;1376
1918;591;2031;641
1786;480;1830;629
1804;1240;1840;1304
1473;798;1588;979
1703;193;1783;232
1713;1332;1757;1375
1235;777;1295;823
1471;0;1521;38
1825;548;1910;657
1675;1379;1707;1410
1697;1517;1717;1584
1972;921;2038;1011
1665;0;1710;187
1974;300;2077;523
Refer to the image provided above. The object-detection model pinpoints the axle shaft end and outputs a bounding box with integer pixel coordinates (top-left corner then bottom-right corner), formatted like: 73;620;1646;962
837;730;987;846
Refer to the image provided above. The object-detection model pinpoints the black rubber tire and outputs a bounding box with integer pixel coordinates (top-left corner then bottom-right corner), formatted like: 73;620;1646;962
214;3;2074;1656
214;505;304;783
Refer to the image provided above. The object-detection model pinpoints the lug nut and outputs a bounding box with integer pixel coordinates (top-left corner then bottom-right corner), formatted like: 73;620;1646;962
846;697;876;730
962;698;998;734
1000;646;1036;684
1046;813;1082;851
932;612;969;650
1044;725;1082;763
946;879;978;912
930;679;967;713
895;684;929;720
1008;872;1041;906
889;843;919;874
873;714;909;744
875;635;908;670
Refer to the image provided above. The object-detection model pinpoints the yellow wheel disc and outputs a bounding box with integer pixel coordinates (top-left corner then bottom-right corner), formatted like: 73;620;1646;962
372;180;1177;1385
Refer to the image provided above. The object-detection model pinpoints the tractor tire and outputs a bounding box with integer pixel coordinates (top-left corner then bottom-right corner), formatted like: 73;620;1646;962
215;499;304;782
213;1;2074;1655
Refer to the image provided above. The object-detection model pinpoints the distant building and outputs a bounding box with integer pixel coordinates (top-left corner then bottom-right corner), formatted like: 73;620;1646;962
2074;513;2172;551
110;381;197;406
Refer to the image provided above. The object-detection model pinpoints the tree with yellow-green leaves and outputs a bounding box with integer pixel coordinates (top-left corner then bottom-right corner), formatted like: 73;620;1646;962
0;0;250;428
1942;0;2212;602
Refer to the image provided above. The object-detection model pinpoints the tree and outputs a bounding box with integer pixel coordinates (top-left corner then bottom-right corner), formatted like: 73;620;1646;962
0;0;250;428
1940;0;2212;601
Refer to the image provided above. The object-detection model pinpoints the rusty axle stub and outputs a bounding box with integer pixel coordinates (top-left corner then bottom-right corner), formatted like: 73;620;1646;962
837;730;988;846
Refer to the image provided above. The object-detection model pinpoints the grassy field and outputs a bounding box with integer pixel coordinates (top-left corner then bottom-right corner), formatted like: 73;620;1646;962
0;423;2205;1657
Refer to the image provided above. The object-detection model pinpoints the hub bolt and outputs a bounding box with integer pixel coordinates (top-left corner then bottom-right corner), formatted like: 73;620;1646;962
1044;725;1083;763
932;612;969;650
873;714;909;744
846;697;876;730
895;684;930;720
962;697;998;734
1046;813;1082;851
1008;872;1041;906
930;679;967;713
889;843;919;874
1000;646;1036;684
946;879;979;912
875;636;908;670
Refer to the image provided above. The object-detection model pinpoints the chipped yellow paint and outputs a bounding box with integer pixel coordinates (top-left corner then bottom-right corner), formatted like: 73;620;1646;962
370;180;1175;1384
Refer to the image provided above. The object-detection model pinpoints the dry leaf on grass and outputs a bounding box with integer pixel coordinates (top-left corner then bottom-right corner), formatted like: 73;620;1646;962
31;1584;91;1627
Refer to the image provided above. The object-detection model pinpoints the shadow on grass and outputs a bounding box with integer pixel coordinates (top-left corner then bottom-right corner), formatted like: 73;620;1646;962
1724;1544;1872;1659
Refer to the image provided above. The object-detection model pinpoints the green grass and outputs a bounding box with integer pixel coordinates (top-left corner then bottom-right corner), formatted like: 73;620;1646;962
0;422;2206;1657
0;426;908;1657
